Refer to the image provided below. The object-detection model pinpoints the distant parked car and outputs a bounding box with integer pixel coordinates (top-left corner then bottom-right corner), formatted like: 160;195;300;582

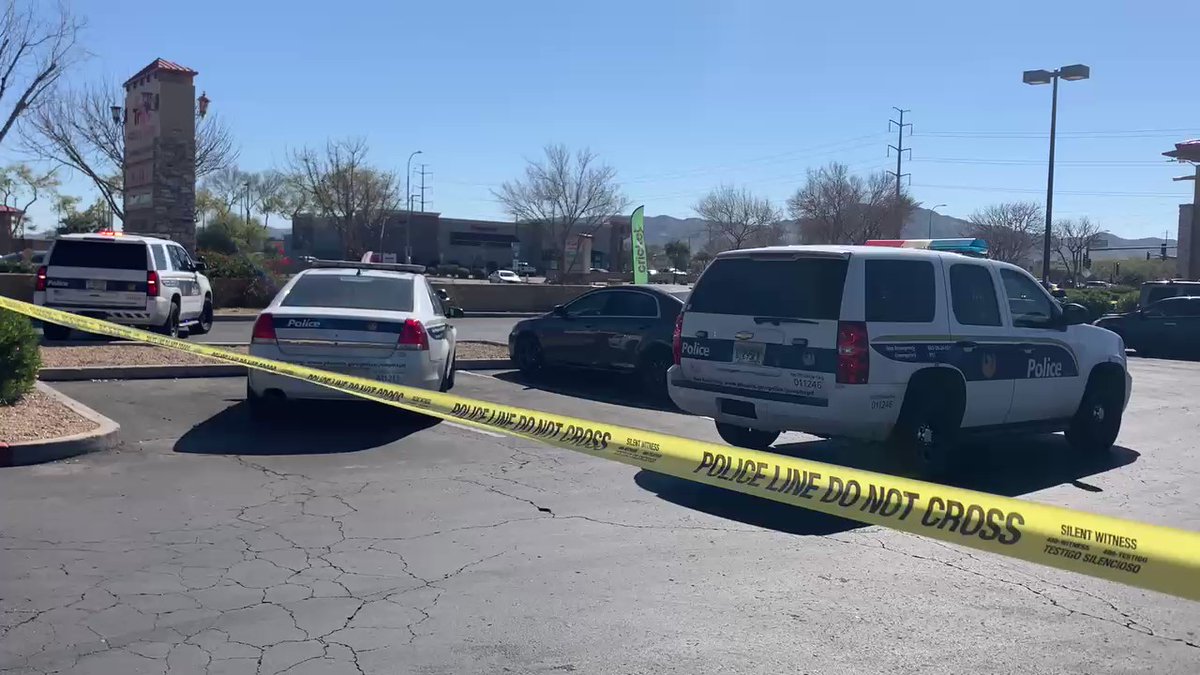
1094;295;1200;358
489;270;522;284
1084;280;1111;289
515;261;537;276
508;286;690;397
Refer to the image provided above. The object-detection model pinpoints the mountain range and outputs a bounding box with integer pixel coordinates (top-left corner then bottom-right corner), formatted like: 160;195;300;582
643;208;1176;260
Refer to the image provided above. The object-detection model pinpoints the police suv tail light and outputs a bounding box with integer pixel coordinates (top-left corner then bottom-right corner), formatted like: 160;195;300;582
146;270;160;297
672;312;684;365
836;321;869;384
398;318;429;350
35;265;47;292
251;313;277;343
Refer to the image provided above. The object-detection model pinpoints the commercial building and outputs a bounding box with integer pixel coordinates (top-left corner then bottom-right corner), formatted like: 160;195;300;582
290;211;632;273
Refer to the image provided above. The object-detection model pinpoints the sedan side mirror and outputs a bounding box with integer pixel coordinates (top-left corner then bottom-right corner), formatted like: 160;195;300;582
447;306;465;318
552;304;568;318
1061;303;1090;326
192;261;207;272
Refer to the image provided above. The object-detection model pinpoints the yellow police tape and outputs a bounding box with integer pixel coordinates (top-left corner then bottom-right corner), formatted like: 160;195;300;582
4;295;1199;602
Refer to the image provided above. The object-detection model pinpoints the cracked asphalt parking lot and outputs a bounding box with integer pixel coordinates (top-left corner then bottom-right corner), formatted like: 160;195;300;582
2;359;1199;674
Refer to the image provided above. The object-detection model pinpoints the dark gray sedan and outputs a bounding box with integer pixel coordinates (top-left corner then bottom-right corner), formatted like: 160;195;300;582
508;286;689;396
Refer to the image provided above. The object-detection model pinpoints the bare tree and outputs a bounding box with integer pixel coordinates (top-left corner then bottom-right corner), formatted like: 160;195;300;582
250;170;287;228
1053;216;1104;285
787;162;914;244
492;144;628;274
0;1;82;148
287;138;402;257
693;185;781;251
964;201;1042;265
21;80;238;220
0;163;58;237
203;166;251;215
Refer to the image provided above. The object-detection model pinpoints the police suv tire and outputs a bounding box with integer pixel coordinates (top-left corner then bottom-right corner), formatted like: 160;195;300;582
440;353;456;392
514;334;543;376
891;381;961;478
156;301;181;338
1066;371;1123;455
42;322;70;341
715;422;780;450
191;299;214;336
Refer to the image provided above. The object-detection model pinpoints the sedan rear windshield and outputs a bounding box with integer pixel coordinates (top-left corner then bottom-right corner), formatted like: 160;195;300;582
687;256;847;320
281;274;414;312
48;240;148;270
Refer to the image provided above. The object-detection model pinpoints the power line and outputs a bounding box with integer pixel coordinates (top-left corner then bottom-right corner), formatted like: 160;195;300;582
887;107;911;199
915;127;1200;139
912;182;1185;198
911;157;1171;167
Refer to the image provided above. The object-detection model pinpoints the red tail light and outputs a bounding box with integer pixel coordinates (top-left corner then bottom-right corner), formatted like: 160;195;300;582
398;318;429;350
672;312;684;365
146;270;160;297
35;266;47;292
251;313;277;343
836;321;869;384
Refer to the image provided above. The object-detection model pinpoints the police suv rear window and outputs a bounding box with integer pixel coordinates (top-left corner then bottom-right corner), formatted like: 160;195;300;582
864;259;935;322
281;274;414;312
688;257;847;320
49;240;147;270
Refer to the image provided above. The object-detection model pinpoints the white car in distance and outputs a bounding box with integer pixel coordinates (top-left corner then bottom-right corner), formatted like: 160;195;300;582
488;269;523;284
246;260;458;417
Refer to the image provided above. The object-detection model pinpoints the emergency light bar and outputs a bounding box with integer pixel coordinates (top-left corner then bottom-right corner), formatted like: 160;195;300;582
311;259;427;274
863;238;989;258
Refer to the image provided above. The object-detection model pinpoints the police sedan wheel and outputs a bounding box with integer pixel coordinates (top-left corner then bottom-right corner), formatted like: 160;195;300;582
515;336;543;375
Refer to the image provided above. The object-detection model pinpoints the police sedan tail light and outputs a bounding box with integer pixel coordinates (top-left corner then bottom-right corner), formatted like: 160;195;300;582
672;312;684;365
398;318;429;350
251;313;277;343
35;265;47;292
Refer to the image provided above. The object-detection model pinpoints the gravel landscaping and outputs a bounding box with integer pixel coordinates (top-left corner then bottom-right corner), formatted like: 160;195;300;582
0;389;98;443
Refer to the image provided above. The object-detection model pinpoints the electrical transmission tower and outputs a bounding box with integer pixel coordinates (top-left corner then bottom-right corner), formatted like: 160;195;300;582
417;164;431;212
887;107;912;200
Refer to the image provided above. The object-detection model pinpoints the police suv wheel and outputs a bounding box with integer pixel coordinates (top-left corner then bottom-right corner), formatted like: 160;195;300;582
191;300;214;336
157;302;180;338
715;422;779;450
1066;375;1123;454
892;391;959;478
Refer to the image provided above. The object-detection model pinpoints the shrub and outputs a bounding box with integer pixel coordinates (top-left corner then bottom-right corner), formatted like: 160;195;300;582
201;251;259;279
0;260;32;273
0;310;41;405
1063;289;1118;322
1114;290;1139;313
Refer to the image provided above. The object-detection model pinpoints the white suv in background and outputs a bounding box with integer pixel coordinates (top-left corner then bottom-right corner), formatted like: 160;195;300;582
667;240;1132;475
33;232;213;339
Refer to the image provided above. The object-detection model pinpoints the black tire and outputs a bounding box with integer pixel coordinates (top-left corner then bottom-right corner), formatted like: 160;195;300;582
246;382;277;420
191;299;214;336
42;322;71;341
1066;371;1124;454
639;348;673;400
891;382;962;478
514;334;544;376
440;352;456;392
715;422;780;450
156;301;181;338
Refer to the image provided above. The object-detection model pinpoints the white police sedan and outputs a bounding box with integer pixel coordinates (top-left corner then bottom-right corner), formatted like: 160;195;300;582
246;260;457;417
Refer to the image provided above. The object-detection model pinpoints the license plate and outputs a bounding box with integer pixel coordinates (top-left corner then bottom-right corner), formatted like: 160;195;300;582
732;341;765;366
86;280;106;291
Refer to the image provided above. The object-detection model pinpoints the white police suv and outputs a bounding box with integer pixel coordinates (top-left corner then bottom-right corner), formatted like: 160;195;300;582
667;238;1132;474
246;260;457;417
34;231;213;339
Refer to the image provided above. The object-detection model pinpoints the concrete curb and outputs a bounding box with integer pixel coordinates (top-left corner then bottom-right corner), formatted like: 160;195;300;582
213;313;257;323
40;364;247;381
0;382;121;467
38;359;513;381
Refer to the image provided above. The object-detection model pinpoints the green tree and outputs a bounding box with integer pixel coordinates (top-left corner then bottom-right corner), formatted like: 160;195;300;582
664;239;690;271
197;214;266;254
55;196;110;234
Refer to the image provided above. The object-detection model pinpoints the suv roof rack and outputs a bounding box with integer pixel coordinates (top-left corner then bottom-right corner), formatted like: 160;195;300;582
311;259;426;274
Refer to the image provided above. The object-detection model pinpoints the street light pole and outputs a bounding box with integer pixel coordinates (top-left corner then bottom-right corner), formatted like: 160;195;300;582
1024;64;1089;283
403;150;422;264
928;203;946;238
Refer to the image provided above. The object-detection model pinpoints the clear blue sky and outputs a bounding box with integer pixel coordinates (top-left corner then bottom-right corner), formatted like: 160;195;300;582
23;0;1200;238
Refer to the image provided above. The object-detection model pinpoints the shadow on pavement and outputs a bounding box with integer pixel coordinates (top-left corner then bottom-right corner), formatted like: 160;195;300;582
636;434;1139;537
174;400;438;455
491;369;680;413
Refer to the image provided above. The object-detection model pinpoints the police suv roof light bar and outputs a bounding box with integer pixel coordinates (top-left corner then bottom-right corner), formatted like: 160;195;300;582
863;238;989;258
311;260;427;274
